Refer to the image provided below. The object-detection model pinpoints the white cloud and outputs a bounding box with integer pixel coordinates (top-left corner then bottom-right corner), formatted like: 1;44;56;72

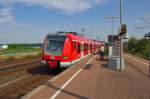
0;0;108;43
0;7;14;23
0;0;107;14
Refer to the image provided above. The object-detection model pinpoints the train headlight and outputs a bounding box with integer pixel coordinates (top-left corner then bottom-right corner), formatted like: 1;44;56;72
63;56;69;60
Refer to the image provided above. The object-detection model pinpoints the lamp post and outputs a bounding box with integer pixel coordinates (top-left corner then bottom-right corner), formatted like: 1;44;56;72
144;32;150;76
119;0;124;71
120;0;123;25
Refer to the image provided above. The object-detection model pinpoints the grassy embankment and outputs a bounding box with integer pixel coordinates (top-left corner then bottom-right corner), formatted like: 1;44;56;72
0;44;42;61
126;37;150;60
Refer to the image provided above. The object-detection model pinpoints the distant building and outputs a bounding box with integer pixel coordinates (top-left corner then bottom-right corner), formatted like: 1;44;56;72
145;32;150;37
0;45;8;50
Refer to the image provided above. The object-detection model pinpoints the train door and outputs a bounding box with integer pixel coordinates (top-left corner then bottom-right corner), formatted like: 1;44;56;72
96;44;98;52
81;42;84;58
75;41;81;59
71;41;76;63
84;43;86;56
90;44;92;53
84;43;88;55
88;43;90;54
94;44;95;52
72;41;79;60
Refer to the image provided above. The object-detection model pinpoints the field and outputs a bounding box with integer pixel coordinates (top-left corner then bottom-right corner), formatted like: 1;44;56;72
0;44;41;55
0;44;42;61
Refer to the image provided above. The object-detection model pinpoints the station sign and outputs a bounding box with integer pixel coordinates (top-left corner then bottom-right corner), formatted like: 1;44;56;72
108;35;119;45
118;24;127;36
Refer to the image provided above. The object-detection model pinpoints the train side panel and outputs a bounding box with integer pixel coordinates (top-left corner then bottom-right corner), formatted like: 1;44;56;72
61;37;72;66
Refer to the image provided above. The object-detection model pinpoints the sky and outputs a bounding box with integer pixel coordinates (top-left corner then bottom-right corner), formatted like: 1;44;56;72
0;0;150;44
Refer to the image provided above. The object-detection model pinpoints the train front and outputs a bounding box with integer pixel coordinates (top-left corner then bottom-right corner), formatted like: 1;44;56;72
41;34;66;71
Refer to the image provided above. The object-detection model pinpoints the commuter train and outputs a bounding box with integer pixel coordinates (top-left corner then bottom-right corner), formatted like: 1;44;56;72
41;32;102;72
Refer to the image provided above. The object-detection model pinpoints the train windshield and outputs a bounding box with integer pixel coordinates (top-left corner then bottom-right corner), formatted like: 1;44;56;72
46;39;65;56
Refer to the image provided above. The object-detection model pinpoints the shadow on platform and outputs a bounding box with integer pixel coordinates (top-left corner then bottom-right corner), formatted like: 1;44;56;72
100;62;119;72
83;64;93;70
46;83;89;99
96;56;116;71
96;57;108;62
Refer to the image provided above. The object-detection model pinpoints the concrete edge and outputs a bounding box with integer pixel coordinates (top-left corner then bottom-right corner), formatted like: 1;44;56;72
22;54;93;99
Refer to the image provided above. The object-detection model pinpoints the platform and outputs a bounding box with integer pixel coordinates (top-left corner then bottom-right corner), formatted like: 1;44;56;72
23;54;150;99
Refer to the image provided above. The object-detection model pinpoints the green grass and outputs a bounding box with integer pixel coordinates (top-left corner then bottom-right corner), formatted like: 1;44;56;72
0;44;40;55
1;48;40;55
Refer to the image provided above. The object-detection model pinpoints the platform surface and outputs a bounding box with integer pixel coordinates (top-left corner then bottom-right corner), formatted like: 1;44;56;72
24;54;150;99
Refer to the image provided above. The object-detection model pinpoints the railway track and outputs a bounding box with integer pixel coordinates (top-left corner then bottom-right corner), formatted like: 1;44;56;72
0;59;56;99
0;55;94;99
125;54;149;77
0;60;27;66
0;57;40;67
0;59;40;73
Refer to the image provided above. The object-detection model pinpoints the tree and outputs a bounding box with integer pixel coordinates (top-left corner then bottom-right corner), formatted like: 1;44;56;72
127;37;150;59
128;37;138;53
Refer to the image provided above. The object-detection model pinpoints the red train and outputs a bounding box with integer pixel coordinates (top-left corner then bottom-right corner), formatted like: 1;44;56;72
41;32;102;72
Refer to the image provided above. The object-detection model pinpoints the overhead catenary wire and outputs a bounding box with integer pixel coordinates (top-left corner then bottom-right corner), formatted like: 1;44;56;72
47;6;107;40
134;17;150;30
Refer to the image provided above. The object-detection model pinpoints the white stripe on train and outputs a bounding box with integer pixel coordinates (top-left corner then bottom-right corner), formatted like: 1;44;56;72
41;52;99;68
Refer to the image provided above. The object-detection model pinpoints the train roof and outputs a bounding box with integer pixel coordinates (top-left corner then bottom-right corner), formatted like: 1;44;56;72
57;31;78;35
46;32;102;45
46;33;67;42
47;31;78;38
68;34;101;44
47;33;67;37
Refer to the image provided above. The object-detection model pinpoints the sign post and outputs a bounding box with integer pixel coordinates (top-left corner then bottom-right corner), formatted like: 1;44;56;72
108;35;120;57
118;24;127;71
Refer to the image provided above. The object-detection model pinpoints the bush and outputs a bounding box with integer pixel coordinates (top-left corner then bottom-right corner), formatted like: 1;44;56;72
127;37;150;60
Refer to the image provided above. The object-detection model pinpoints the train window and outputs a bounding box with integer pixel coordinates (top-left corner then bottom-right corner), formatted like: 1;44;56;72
77;44;81;53
46;40;64;56
85;44;86;51
84;44;86;51
86;44;88;50
73;42;76;49
90;44;92;49
84;43;88;51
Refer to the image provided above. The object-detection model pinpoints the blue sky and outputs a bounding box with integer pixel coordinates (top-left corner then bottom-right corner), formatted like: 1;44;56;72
0;0;150;44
